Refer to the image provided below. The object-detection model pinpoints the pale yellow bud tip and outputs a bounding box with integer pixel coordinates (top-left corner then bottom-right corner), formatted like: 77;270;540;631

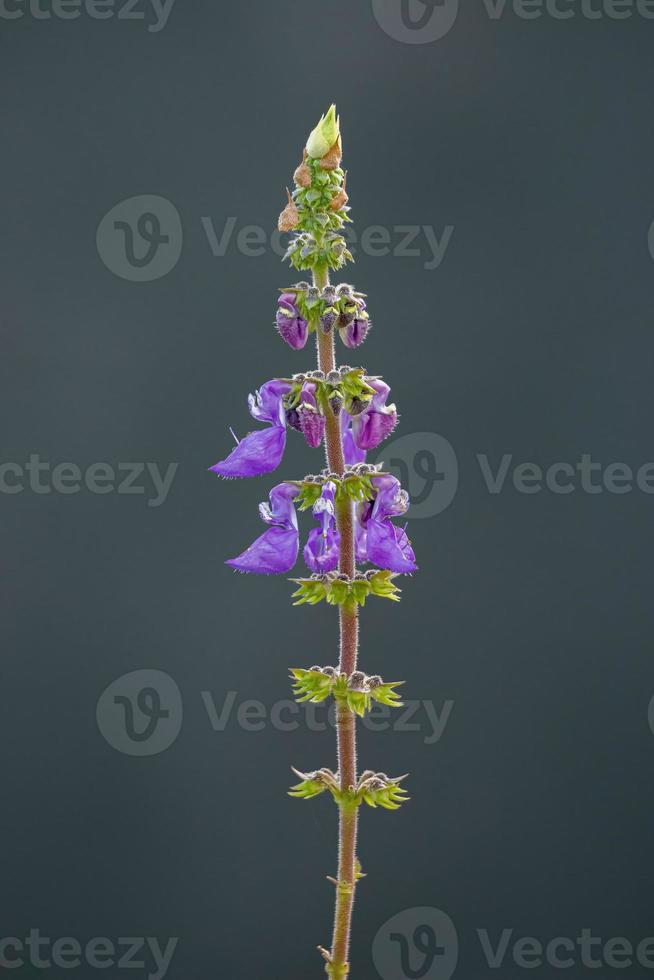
306;104;341;160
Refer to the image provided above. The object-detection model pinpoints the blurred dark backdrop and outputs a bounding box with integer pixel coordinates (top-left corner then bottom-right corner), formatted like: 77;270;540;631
2;2;654;978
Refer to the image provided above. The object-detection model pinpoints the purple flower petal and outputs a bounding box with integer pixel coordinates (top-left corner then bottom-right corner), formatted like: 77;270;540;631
211;380;290;478
226;483;299;574
371;474;410;520
352;379;398;451
258;482;300;530
354;479;417;572
276;294;309;350
355;501;371;563
340;317;371;349
227;525;299;574
366;518;417;574
353;409;397;450
249;380;291;426
341;412;367;465
299;407;326;448
304;481;340;572
210;426;286;478
303;525;340;573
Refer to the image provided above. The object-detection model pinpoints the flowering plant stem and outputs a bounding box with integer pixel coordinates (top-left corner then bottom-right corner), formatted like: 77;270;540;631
212;107;417;978
315;262;359;976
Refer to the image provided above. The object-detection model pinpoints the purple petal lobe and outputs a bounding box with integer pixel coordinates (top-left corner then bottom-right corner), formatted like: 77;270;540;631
303;526;340;573
249;380;291;426
304;481;339;571
259;482;299;530
340;317;371;349
276;294;309;349
341;412;367;465
299;407;326;448
371;474;410;520
227;525;299;574
351;380;398;451
366;518;417;574
353;409;398;450
226;482;300;574
210;426;286;478
355;501;371;563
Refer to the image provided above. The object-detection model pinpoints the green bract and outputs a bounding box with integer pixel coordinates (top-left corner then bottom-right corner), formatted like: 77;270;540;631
289;768;410;812
283;368;376;421
293;469;377;510
291;570;402;607
290;668;404;718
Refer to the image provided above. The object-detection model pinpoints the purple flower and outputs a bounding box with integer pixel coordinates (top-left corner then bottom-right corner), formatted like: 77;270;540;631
210;380;291;478
356;474;417;574
286;382;326;450
304;482;340;573
351;379;398;451
226;483;300;574
276;293;309;350
339;300;371;349
341;413;367;465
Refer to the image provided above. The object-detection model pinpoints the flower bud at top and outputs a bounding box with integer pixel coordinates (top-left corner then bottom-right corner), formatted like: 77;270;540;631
306;104;340;159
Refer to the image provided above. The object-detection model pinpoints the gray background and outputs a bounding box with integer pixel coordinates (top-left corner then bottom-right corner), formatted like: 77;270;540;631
2;1;654;978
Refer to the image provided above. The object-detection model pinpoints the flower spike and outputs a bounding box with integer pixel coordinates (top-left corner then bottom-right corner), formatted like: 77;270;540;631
212;108;419;977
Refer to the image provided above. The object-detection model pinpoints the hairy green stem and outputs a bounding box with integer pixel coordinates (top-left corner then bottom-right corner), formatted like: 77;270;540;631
314;262;359;978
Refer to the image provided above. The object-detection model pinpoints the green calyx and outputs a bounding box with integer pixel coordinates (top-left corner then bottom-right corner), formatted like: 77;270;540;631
290;667;404;716
289;767;410;812
291;570;402;608
285;231;352;273
356;772;410;811
278;287;367;336
294;476;373;512
294;160;348;230
283;366;376;419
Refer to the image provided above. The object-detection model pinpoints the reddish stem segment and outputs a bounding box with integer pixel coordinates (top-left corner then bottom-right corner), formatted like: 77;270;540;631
316;273;359;978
